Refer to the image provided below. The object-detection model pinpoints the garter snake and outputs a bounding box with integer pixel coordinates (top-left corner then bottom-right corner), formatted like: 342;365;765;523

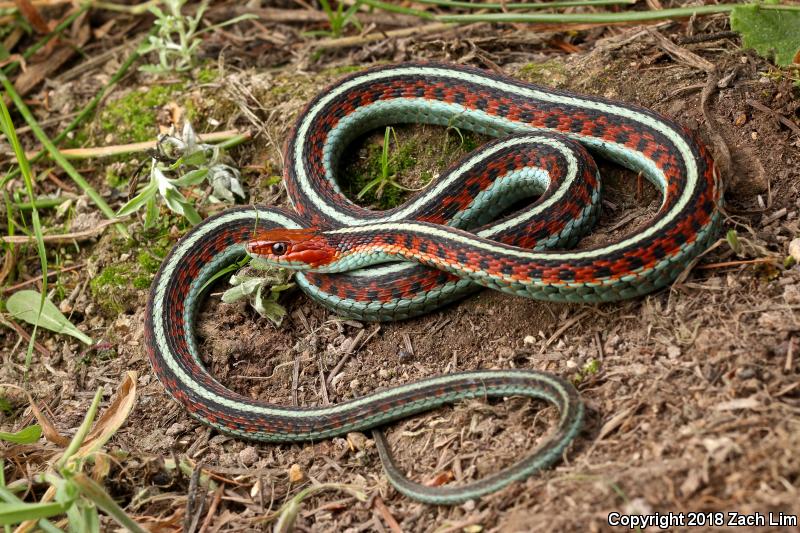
145;62;722;505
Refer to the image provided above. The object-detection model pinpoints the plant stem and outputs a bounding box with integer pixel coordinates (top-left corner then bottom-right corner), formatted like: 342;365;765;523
70;474;149;533
417;0;636;9
55;387;103;471
359;0;435;19
435;3;800;23
0;84;48;370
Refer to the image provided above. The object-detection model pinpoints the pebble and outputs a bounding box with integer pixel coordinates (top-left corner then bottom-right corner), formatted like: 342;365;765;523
239;446;258;466
166;422;188;436
788;238;800;263
347;432;369;451
288;463;304;482
667;345;681;359
523;335;535;345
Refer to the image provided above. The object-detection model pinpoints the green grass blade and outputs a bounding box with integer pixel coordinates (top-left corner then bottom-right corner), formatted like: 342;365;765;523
56;387;103;470
435;4;800;23
0;31;145;192
417;0;636;8
0;86;48;368
0;73;128;238
0;501;70;526
70;474;148;533
359;0;434;19
0;474;64;533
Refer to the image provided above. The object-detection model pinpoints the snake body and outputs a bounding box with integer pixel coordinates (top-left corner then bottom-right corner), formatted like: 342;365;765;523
145;63;722;504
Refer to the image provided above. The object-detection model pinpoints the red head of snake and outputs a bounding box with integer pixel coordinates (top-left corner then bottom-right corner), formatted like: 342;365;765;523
246;228;338;269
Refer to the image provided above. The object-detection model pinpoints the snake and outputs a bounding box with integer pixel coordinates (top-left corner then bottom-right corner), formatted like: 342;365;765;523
145;62;722;505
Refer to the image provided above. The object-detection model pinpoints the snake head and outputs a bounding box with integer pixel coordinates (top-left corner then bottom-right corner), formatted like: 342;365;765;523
246;228;338;270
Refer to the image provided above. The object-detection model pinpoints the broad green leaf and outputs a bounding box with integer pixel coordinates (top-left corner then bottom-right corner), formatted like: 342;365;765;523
731;5;800;66
7;290;93;345
144;194;159;229
170;168;208;186
221;277;264;302
116;180;157;217
253;285;287;326
0;501;70;525
162;187;201;225
0;424;42;444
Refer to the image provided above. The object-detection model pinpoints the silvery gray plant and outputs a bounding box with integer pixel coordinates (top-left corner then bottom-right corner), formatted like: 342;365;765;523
117;122;246;227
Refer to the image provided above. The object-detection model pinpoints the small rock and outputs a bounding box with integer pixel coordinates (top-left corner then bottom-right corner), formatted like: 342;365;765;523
349;379;361;391
239;446;258;466
166;422;188;436
788;238;800;263
288;463;304;483
347;432;369;452
623;497;653;516
667;345;681;359
523;335;535;345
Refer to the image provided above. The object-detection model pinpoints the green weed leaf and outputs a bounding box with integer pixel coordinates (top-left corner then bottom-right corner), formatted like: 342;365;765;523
0;424;42;444
731;4;800;66
116;181;157;217
7;290;93;345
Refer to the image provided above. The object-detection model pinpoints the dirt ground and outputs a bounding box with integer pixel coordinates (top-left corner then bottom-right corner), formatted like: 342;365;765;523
1;4;799;533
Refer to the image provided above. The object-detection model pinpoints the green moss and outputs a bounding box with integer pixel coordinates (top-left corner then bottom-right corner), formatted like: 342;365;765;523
99;83;185;143
105;166;125;188
64;129;89;149
133;276;152;289
90;251;162;315
321;65;365;77
0;396;13;416
518;60;567;86
137;250;164;273
195;67;220;84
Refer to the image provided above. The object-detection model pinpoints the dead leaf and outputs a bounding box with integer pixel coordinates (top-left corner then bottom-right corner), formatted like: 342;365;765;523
425;471;454;487
14;0;50;34
75;371;138;458
597;405;636;441
1;383;70;446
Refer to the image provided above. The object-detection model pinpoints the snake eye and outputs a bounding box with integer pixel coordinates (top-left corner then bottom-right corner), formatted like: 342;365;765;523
271;242;288;256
